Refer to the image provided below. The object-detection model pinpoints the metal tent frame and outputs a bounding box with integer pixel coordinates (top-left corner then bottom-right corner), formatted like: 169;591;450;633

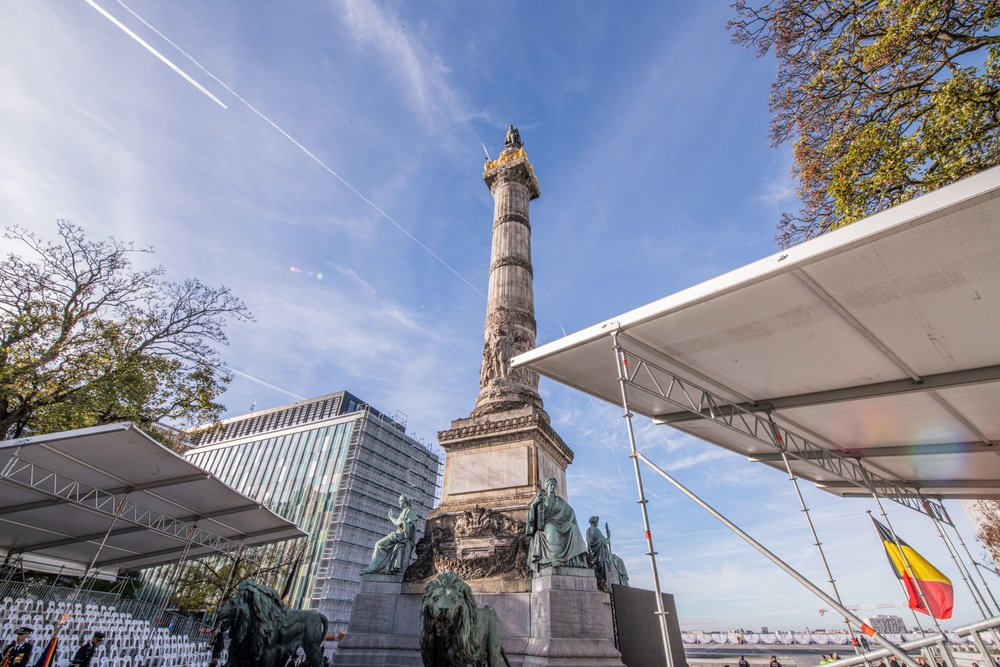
0;423;305;573
514;166;1000;665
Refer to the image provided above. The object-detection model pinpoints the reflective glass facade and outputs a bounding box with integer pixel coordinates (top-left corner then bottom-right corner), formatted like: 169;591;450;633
183;391;441;634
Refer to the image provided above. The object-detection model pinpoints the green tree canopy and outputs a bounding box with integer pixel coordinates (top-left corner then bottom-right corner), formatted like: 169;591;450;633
730;0;1000;247
170;543;304;616
0;221;253;441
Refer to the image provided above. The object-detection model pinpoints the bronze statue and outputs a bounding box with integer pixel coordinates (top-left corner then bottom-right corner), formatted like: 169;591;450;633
503;125;522;151
525;477;589;570
217;579;328;667
419;571;510;667
587;516;629;590
362;493;418;575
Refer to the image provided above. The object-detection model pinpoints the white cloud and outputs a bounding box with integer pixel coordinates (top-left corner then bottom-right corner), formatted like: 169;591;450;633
334;0;468;129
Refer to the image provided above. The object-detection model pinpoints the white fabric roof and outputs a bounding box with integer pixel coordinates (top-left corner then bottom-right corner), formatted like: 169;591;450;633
0;423;305;572
515;166;1000;503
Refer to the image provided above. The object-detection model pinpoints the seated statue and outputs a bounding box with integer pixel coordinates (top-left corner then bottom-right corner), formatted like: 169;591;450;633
362;494;417;575
586;516;629;589
525;477;589;570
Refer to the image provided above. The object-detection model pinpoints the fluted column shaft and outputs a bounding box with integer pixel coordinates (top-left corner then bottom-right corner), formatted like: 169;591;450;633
474;149;544;416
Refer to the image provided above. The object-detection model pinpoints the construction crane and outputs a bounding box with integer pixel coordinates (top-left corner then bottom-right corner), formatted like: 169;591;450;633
818;602;906;616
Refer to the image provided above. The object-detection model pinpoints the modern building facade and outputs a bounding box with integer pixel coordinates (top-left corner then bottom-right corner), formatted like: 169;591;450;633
184;391;442;634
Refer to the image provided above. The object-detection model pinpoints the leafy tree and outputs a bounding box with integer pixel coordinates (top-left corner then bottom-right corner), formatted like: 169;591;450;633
170;542;305;616
0;221;253;442
730;0;1000;247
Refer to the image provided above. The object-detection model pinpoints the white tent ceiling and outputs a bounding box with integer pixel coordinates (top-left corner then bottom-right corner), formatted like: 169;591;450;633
514;166;1000;508
0;423;305;572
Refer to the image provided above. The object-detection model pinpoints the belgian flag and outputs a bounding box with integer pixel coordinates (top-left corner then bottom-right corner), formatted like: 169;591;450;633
871;516;953;619
32;636;58;667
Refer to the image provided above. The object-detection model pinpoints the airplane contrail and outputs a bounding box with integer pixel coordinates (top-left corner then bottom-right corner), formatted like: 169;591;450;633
112;0;486;300
84;0;227;109
223;365;305;401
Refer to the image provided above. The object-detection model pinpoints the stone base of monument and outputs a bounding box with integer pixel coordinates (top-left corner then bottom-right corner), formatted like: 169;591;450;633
519;566;625;666
331;579;422;667
332;567;623;667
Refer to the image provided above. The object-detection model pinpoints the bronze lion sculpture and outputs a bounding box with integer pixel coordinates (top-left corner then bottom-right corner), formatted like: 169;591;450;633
218;579;328;667
419;571;510;667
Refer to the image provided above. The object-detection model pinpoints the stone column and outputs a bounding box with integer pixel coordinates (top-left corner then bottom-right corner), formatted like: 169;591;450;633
430;131;573;523
474;142;544;416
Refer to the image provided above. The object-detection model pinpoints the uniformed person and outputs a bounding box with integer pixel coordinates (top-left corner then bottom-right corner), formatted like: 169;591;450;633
1;626;34;667
69;631;104;667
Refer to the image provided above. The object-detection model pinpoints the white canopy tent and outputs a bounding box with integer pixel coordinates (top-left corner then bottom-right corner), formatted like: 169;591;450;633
0;423;305;573
514;165;1000;519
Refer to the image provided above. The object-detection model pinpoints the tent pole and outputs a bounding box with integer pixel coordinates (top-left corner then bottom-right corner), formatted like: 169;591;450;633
941;501;1000;614
926;503;988;618
138;523;199;667
635;450;923;667
768;414;860;652
612;332;674;667
205;542;245;630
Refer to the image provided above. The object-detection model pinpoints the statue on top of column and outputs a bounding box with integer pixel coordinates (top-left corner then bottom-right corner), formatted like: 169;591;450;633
504;125;522;152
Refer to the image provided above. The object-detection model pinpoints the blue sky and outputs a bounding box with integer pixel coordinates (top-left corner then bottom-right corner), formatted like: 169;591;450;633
0;0;993;633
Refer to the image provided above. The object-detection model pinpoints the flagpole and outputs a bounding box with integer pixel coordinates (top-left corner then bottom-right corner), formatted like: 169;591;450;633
634;451;922;667
868;509;931;635
868;504;957;667
935;502;1000;652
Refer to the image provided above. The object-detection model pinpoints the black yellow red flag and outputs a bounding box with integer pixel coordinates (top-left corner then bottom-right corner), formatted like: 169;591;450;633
871;516;953;619
32;635;58;667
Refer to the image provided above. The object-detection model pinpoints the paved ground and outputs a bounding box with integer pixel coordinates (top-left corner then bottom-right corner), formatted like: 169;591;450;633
683;643;993;667
684;643;845;667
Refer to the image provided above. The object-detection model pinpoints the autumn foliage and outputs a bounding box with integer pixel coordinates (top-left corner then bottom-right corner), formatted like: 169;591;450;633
730;0;1000;247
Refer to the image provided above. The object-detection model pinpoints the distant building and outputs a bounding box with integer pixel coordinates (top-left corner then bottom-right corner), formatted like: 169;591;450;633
184;391;442;634
864;614;907;635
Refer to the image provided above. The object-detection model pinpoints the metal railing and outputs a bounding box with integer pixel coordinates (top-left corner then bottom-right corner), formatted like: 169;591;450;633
0;580;213;646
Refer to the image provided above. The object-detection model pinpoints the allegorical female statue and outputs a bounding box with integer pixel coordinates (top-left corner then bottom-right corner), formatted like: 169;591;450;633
586;516;629;588
362;494;417;575
525;477;589;570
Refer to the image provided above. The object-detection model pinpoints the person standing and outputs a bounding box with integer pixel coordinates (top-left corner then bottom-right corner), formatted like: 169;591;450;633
1;626;34;667
208;629;225;667
739;655;750;667
770;656;781;667
69;631;104;667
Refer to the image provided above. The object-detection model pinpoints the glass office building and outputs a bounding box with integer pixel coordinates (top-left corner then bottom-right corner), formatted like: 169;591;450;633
183;391;442;633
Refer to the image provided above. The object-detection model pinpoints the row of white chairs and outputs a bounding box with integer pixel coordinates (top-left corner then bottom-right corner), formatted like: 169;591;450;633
1;596;216;667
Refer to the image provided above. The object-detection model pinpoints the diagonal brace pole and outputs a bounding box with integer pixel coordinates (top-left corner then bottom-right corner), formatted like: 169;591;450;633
634;450;922;667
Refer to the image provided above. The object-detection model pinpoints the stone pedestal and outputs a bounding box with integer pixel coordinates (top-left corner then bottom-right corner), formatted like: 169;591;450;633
432;405;573;520
521;567;624;667
333;571;624;667
332;580;422;667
